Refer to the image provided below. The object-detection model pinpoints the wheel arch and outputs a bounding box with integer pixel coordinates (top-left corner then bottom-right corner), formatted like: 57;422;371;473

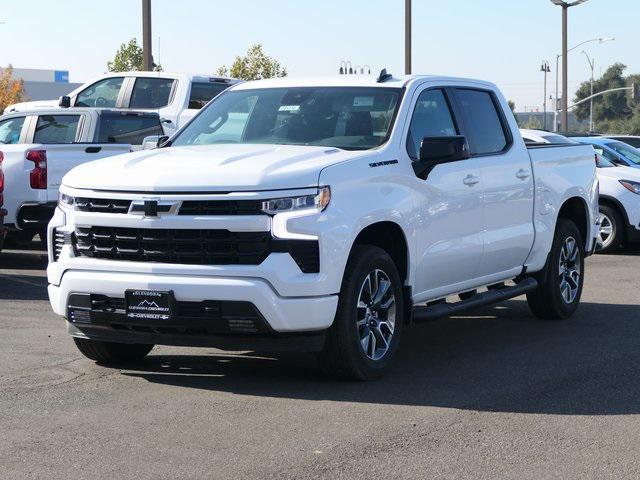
350;221;410;284
599;195;630;229
557;196;590;246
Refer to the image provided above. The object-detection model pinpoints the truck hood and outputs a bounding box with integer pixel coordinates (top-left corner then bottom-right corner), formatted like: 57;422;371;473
63;144;364;192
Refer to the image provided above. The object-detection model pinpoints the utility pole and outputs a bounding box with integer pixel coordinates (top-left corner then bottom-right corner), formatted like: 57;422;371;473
541;61;551;130
142;0;153;71
581;51;595;132
405;0;412;74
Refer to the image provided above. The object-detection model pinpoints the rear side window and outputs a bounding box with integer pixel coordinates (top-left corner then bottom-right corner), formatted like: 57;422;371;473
97;115;164;145
406;89;457;159
33;115;81;143
188;82;231;109
75;77;123;107
0;116;25;144
455;89;509;155
129;78;175;109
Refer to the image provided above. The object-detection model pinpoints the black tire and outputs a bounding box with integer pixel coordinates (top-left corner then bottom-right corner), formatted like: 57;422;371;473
596;205;623;254
317;245;404;381
527;218;584;320
73;337;154;364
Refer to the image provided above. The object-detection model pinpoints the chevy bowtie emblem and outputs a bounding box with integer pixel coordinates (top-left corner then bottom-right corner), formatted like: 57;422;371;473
144;200;158;217
129;200;176;217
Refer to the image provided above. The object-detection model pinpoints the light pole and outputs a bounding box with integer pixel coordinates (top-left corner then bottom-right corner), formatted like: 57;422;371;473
550;0;590;132
405;0;411;74
541;61;551;130
582;50;595;132
142;0;153;71
553;36;613;131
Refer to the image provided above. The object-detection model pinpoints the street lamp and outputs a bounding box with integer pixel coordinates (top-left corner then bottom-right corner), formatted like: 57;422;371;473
581;50;596;132
553;36;614;131
550;0;590;132
541;61;551;130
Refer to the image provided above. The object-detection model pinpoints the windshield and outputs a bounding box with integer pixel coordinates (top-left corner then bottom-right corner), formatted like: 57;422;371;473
172;87;401;150
606;141;640;164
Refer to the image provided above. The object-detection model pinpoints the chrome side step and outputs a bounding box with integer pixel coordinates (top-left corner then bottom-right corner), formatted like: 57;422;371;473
412;277;538;323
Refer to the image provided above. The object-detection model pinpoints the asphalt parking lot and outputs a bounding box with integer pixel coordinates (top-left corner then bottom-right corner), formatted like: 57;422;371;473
1;245;640;479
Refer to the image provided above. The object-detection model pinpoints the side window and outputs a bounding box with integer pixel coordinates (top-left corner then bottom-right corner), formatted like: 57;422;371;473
75;77;124;107
188;82;230;109
406;89;457;159
33;115;81;144
129;78;175;109
97;115;164;145
455;89;509;155
0;116;25;144
594;146;619;163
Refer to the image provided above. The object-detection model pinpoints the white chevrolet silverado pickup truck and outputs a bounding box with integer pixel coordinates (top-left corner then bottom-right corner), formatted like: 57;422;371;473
0;108;163;250
47;73;599;380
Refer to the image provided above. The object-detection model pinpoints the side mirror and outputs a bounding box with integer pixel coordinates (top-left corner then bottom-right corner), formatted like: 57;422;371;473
142;135;170;150
58;95;71;108
414;136;469;179
142;135;160;150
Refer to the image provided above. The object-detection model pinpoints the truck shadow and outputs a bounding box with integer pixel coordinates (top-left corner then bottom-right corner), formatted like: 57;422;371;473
122;300;640;415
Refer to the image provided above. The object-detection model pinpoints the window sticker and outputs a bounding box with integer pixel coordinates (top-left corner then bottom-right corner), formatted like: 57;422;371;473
353;96;374;107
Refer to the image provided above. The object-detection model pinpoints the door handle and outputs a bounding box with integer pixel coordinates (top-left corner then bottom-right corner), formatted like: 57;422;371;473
516;169;531;180
463;174;480;186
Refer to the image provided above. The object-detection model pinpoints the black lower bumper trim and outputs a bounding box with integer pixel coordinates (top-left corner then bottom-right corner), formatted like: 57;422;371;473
66;293;327;352
17;202;57;230
627;225;640;243
69;324;326;352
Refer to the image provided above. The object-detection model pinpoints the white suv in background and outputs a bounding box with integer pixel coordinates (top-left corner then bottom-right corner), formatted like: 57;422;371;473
5;72;239;135
521;129;640;252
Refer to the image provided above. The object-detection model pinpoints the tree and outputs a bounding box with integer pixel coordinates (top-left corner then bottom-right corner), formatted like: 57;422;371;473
107;38;162;72
508;100;516;113
573;63;629;127
216;44;287;81
0;65;27;114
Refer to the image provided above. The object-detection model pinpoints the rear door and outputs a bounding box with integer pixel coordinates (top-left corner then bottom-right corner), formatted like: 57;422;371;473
0;115;28;144
452;88;535;277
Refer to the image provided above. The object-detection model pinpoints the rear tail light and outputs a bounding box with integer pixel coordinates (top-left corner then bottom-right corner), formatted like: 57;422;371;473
0;151;4;207
26;149;47;190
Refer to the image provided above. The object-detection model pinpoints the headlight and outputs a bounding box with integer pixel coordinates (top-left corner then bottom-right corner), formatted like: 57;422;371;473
619;180;640;195
58;192;75;209
262;187;331;215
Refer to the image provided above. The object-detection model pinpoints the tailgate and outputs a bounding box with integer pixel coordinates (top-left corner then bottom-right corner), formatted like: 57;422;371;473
45;144;131;202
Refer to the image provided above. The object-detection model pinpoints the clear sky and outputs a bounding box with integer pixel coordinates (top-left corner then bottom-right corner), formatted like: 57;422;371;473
0;0;636;111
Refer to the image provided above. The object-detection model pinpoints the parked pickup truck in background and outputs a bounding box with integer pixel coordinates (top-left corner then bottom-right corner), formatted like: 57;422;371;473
522;129;640;253
48;73;599;380
0;108;162;249
5;72;239;135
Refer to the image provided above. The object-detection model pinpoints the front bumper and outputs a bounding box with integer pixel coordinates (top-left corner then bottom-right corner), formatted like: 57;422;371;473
49;270;338;336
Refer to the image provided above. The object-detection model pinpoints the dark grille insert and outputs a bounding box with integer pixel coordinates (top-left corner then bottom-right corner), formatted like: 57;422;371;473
75;198;132;214
53;228;70;261
74;227;271;265
178;200;265;216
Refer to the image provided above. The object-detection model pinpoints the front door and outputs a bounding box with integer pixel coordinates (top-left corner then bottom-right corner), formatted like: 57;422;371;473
407;87;485;299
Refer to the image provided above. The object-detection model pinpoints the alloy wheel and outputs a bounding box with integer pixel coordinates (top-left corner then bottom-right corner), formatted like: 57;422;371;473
356;269;396;361
558;236;581;304
597;212;614;249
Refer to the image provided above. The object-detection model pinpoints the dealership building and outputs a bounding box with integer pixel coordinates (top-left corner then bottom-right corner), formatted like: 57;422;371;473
4;67;82;101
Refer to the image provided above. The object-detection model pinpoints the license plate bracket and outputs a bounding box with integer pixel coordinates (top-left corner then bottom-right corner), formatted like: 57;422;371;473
125;289;175;321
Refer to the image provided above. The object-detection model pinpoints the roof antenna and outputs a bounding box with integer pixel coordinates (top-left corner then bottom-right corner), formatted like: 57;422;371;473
377;68;392;83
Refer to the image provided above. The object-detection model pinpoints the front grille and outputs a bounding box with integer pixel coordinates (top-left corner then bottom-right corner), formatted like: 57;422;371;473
75;198;132;214
74;227;271;265
178;200;265;216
